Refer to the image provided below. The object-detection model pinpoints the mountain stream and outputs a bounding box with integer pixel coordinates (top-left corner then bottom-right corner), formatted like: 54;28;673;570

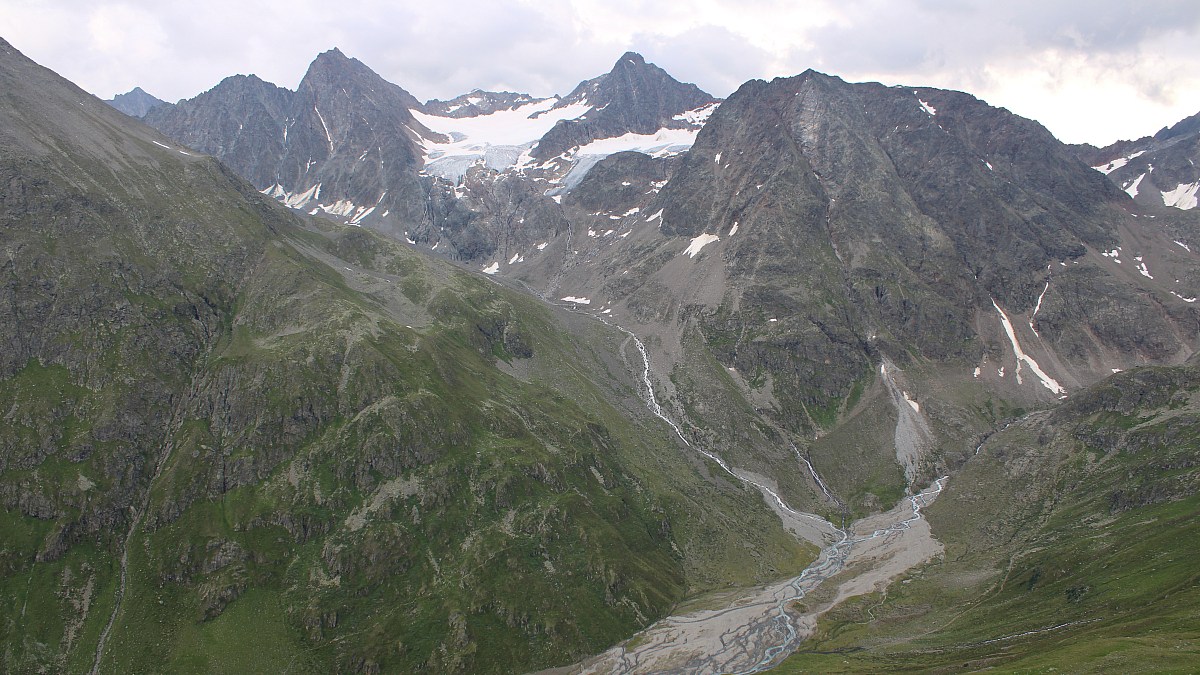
565;314;949;674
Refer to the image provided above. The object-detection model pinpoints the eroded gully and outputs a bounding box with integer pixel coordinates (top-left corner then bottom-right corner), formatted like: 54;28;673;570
551;304;948;673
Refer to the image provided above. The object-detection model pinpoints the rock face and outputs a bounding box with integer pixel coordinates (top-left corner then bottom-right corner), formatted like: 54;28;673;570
1074;109;1200;211
145;48;434;233
144;50;719;260
144;73;292;189
497;69;1200;514
106;86;167;117
531;52;718;160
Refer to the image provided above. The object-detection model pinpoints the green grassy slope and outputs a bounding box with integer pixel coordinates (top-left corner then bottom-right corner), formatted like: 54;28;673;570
775;365;1200;673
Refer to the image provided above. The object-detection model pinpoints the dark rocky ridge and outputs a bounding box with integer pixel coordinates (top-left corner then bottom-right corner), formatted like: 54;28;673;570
145;48;435;235
503;68;1200;515
106;86;167;117
422;89;538;117
532;52;718;160
1072;107;1200;210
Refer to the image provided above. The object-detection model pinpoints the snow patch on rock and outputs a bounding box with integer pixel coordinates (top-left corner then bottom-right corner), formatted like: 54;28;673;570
682;233;720;258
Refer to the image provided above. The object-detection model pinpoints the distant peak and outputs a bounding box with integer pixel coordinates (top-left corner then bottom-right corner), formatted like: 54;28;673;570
310;47;353;69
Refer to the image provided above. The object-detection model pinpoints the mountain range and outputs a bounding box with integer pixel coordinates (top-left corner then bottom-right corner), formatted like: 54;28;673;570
1073;112;1200;212
6;36;1200;673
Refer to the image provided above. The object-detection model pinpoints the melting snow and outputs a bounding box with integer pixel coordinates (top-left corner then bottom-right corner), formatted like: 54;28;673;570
729;221;739;236
482;262;499;275
992;299;1066;395
1137;261;1153;279
682;233;720;258
1171;291;1197;303
902;390;920;413
714;152;722;164
536;242;549;250
1124;172;1147;198
313;107;334;154
1093;150;1145;175
508;253;519;264
1030;281;1049;335
672;102;720;126
646;209;663;223
973;366;981;378
1174;240;1191;252
573;127;700;158
561;296;591;304
1162;181;1199;210
918;99;937;115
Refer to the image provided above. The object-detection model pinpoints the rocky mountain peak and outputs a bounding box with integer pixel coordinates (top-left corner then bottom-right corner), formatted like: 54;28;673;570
531;52;718;159
612;51;647;69
106;85;167;118
298;47;422;111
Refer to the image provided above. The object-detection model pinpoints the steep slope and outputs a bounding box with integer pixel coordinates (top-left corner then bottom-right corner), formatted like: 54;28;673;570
531;52;718;161
143;50;719;270
142;73;292;190
1075;110;1200;212
777;362;1200;672
144;48;435;233
413;52;716;184
0;38;816;674
501;71;1200;517
106;86;167;118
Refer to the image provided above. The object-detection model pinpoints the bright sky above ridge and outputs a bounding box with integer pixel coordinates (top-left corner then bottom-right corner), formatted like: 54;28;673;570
3;0;1199;146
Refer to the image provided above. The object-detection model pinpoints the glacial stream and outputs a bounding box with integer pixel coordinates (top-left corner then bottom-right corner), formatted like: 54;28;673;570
566;311;950;674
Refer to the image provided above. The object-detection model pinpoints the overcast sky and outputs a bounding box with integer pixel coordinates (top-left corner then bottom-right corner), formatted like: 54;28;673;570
3;0;1199;145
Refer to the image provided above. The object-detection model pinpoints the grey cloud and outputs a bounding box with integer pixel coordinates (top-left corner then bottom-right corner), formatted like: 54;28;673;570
637;25;776;97
796;0;1200;78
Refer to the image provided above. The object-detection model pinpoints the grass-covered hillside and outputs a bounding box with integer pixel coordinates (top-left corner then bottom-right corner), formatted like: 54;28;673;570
0;37;814;673
776;363;1200;672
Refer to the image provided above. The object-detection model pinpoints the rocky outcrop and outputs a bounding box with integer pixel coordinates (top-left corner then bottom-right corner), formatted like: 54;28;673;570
531;52;717;160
